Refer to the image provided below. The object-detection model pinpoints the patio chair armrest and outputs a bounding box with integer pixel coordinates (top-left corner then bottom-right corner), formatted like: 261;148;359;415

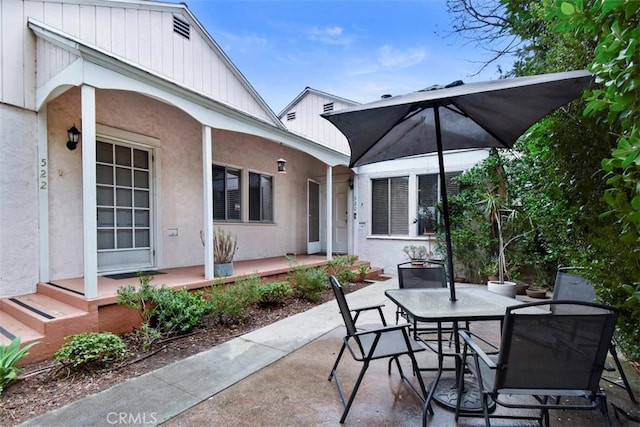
351;303;388;326
458;330;497;368
353;323;410;338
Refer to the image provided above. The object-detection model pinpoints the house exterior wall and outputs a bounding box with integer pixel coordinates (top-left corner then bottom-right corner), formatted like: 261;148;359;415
46;88;205;279
353;150;489;276
0;104;40;297
211;129;327;259
2;0;273;123
280;91;353;155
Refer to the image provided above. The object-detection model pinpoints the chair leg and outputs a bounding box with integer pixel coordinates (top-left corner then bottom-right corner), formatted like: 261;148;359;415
339;361;370;423
482;394;491;427
608;343;637;402
329;342;347;381
598;393;612;427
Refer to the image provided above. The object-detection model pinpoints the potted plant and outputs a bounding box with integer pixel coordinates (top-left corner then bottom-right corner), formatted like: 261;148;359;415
402;245;430;265
417;204;436;234
213;228;237;277
481;189;518;298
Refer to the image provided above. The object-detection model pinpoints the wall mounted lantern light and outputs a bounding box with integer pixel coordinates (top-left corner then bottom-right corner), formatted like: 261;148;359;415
66;124;81;151
277;158;287;173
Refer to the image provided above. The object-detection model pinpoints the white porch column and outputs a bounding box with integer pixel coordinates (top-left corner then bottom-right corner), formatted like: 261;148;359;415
82;85;98;299
202;125;214;280
37;106;50;282
326;165;333;259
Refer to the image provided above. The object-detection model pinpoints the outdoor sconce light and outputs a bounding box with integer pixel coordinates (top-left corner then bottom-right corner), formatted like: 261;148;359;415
277;158;287;173
66;124;81;150
347;177;354;189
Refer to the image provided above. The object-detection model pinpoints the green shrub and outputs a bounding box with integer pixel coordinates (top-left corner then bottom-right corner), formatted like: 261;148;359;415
357;264;371;281
54;332;127;369
257;281;293;306
208;276;261;323
335;268;356;285
290;266;328;302
117;276;210;338
0;337;38;394
326;255;357;276
150;287;210;335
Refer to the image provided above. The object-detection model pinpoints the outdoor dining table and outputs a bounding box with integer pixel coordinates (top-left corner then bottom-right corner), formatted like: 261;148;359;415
384;286;539;417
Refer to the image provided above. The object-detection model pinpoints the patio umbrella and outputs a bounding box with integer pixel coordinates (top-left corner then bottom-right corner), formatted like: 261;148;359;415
322;70;594;301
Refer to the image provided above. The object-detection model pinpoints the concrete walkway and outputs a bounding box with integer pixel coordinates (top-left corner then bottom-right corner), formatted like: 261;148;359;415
21;278;639;426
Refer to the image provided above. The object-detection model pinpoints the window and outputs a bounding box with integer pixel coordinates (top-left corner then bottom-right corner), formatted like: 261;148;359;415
249;172;273;222
371;177;408;235
417;172;461;234
213;165;241;221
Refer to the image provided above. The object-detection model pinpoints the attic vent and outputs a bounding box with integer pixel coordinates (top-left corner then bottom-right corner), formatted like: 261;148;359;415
173;16;190;39
286;112;296;121
323;102;334;113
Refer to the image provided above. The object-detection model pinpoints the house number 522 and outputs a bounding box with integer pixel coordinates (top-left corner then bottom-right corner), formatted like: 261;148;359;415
40;158;47;190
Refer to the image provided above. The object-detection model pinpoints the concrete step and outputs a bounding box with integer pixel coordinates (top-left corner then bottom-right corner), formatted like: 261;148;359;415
0;310;43;346
1;294;88;334
36;282;94;311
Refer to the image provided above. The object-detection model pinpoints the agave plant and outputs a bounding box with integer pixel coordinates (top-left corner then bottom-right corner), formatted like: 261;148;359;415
0;337;38;394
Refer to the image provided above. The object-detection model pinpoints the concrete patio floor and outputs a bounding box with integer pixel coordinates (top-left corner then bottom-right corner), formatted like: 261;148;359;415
21;279;639;427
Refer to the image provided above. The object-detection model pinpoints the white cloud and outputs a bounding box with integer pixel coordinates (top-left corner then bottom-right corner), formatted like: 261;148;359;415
306;26;355;46
377;44;426;69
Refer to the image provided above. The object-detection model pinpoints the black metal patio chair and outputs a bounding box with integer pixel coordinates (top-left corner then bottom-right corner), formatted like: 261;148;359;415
328;275;429;423
396;261;468;342
456;300;618;427
553;267;636;402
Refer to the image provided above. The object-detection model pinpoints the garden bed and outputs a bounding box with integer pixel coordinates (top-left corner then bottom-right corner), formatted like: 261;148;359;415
0;281;372;426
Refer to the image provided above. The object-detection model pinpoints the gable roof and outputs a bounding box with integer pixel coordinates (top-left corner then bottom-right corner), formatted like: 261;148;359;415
278;87;359;118
33;0;285;129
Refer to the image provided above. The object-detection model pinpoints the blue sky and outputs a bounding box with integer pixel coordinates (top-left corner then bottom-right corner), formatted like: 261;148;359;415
182;0;513;114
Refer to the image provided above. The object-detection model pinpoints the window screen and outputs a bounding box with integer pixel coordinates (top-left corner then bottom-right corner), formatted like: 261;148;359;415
213;165;241;221
249;172;273;222
371;177;408;235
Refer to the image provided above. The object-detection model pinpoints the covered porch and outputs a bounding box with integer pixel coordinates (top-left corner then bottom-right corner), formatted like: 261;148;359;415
3;255;379;364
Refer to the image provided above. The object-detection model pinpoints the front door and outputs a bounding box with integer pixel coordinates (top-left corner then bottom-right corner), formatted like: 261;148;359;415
96;141;154;272
307;180;321;254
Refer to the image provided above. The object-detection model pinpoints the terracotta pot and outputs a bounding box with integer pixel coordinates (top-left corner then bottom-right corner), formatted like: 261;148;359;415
526;288;547;299
515;283;529;295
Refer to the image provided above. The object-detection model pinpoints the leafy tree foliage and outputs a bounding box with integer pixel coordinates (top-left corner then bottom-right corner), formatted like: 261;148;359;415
446;0;639;359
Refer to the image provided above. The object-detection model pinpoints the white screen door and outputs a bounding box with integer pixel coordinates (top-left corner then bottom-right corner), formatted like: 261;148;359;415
307;180;321;254
332;181;348;253
96;141;154;272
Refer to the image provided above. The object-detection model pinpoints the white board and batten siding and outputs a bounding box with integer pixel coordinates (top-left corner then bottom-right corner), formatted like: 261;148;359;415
2;0;273;123
281;89;356;155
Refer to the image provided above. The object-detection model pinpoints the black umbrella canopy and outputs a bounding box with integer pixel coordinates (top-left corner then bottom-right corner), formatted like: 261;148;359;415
322;70;594;301
323;70;594;167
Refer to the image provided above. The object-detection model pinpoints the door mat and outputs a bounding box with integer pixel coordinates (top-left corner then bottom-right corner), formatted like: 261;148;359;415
104;270;166;280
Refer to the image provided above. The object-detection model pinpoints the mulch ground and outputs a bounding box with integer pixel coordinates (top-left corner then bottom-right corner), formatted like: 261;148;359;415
0;281;371;426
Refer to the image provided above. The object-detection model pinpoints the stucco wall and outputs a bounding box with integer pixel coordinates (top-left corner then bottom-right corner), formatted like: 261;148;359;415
0;104;39;296
211;129;327;260
47;88;204;278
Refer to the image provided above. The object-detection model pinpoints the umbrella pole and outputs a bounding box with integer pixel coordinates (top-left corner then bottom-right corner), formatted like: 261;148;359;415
434;107;456;301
